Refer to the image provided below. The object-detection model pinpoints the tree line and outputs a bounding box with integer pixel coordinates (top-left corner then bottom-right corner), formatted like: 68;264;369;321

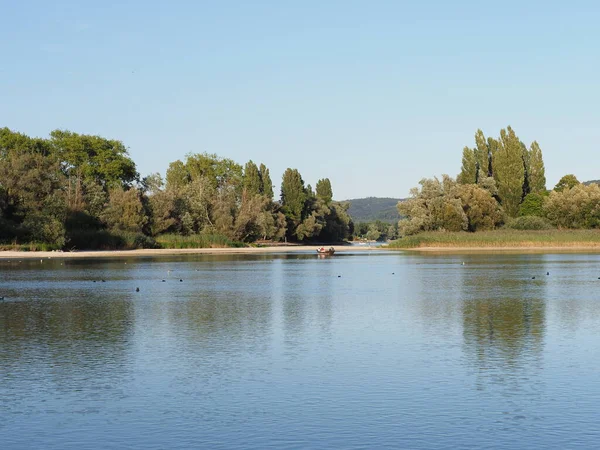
398;126;600;234
0;127;351;249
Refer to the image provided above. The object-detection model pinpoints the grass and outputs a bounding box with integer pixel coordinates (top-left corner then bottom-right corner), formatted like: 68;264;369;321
388;230;600;249
0;241;62;252
0;232;247;252
155;233;246;249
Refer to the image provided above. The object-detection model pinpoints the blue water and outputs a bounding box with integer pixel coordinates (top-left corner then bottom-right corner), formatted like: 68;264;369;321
2;251;600;449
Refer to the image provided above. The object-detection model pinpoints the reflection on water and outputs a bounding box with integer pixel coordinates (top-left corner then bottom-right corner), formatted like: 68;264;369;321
2;252;600;449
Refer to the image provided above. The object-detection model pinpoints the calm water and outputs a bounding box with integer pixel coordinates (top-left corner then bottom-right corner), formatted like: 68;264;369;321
2;251;600;449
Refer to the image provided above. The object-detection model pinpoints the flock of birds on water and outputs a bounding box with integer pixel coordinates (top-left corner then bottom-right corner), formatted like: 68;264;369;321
2;260;600;302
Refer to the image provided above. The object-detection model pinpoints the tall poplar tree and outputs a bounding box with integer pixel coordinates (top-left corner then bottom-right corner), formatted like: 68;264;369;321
487;137;499;178
280;168;307;238
316;178;333;203
259;163;273;199
243;160;261;196
474;130;490;178
457;147;477;184
494;126;525;217
528;141;546;194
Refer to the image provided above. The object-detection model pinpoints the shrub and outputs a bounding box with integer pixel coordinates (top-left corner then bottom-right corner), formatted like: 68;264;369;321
504;216;555;230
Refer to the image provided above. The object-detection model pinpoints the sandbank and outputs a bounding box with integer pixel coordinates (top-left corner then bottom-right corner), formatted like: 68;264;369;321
0;245;380;260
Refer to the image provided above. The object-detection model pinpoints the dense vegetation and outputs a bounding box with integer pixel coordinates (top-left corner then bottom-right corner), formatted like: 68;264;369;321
394;126;600;245
0;127;352;250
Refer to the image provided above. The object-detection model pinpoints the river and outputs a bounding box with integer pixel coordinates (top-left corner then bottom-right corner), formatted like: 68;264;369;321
1;251;600;449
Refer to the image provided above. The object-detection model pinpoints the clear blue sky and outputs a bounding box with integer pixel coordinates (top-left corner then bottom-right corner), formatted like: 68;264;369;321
2;1;599;200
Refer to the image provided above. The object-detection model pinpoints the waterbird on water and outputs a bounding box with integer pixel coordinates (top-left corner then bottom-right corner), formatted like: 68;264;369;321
136;287;140;292
532;276;536;279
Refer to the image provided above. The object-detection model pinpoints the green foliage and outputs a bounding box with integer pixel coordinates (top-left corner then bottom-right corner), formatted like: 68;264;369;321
155;233;244;248
49;129;138;188
243;160;261;196
528;141;546;194
100;187;148;233
280;168;307;234
316;178;333;203
544;183;600;228
259;163;273;199
518;193;545;217
494;126;525;217
457;147;477;184
474;129;490;177
397;176;503;235
389;230;600;249
504;216;554;230
345;197;402;222
65;229;157;250
554;174;579;192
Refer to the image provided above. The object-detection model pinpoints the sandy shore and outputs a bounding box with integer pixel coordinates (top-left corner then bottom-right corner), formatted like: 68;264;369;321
0;245;381;259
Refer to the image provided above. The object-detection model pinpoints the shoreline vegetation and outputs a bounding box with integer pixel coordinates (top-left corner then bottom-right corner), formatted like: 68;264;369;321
388;230;600;250
0;128;354;251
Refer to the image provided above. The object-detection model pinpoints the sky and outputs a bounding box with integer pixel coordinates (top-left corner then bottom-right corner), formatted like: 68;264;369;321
1;0;599;200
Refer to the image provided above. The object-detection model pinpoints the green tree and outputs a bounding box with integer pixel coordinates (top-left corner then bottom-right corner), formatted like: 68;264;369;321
100;187;148;233
280;168;307;239
49;130;138;191
259;163;273;199
544;184;600;228
457;147;477;184
165;160;190;191
528;141;546;194
494;126;525;217
243;160;261;196
316;178;333;204
474;129;490;178
518;193;545;217
554;174;579;192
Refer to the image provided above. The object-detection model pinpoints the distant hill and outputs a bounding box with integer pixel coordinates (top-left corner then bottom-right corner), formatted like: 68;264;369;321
341;197;403;223
583;180;600;186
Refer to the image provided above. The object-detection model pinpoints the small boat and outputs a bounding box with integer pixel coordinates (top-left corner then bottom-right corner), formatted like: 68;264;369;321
316;247;335;255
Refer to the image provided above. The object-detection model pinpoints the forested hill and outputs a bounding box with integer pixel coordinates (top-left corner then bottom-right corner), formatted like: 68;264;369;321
343;197;402;223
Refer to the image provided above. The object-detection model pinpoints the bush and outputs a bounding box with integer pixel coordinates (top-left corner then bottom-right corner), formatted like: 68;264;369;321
504;216;555;230
65;230;158;250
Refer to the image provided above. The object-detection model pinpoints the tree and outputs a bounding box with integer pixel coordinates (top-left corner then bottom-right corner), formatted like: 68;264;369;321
280;168;307;238
455;184;504;231
544;184;600;228
554;174;579;192
49;130;138;194
259;163;273;199
518;193;545;217
397;175;503;235
316;178;333;204
243;160;261;196
100;187;148;233
474;129;490;178
457;147;477;184
165;160;190;191
494;126;525;217
528;141;546;194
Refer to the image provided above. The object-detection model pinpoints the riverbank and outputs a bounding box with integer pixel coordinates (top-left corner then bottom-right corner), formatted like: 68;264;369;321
0;245;377;259
388;230;600;251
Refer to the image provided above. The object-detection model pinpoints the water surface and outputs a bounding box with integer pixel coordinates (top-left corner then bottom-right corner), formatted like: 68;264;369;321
2;251;600;449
